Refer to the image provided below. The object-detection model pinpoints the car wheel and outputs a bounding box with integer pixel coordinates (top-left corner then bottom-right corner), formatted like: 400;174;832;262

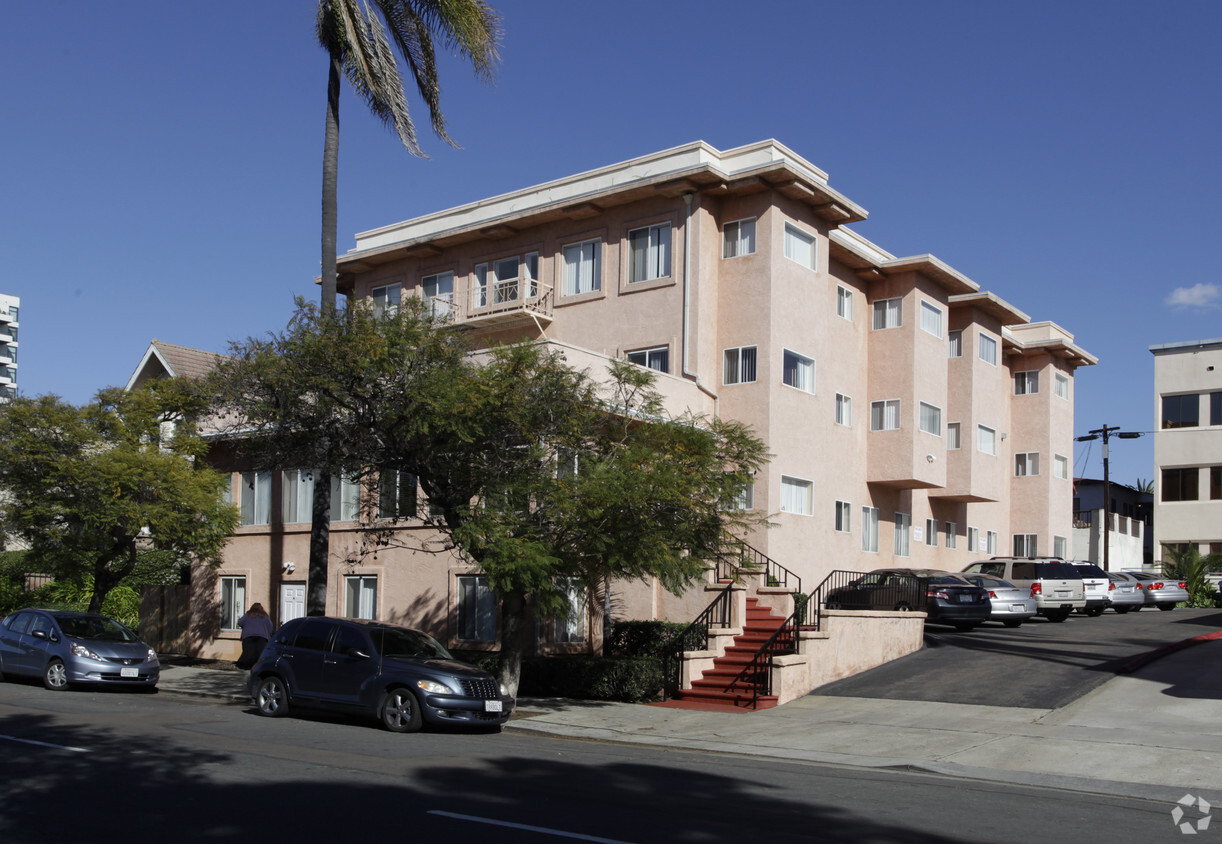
1113;607;1130;614
43;659;70;691
894;602;913;612
378;687;423;733
1085;608;1105;617
1002;619;1023;628
1157;603;1175;611
1044;609;1071;623
254;675;289;717
953;622;979;632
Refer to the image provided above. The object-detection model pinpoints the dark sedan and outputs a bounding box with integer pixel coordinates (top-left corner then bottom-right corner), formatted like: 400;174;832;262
825;569;991;631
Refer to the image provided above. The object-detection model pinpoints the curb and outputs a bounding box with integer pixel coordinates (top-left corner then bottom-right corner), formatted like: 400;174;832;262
1115;629;1222;674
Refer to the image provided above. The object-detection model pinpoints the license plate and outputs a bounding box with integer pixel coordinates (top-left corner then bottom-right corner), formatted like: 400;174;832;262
1010;604;1025;611
484;700;502;713
121;667;138;678
957;594;972;603
1055;591;1070;597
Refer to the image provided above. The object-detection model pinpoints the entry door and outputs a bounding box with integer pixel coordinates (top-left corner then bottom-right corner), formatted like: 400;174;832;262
280;583;306;626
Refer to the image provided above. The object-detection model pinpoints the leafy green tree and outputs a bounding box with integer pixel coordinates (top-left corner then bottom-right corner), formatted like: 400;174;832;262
308;0;500;615
1161;544;1222;607
0;383;239;613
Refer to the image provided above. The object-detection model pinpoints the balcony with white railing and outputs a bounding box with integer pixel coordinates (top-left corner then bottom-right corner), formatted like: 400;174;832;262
456;277;555;331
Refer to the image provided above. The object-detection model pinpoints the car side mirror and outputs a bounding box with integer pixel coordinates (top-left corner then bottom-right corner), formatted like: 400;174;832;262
31;630;47;640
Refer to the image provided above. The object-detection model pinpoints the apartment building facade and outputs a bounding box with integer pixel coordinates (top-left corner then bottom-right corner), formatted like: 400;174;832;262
195;141;1094;660
1150;337;1222;560
0;294;18;402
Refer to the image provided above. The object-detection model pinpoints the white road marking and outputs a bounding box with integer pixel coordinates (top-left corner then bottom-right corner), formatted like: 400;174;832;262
428;810;636;843
0;734;90;753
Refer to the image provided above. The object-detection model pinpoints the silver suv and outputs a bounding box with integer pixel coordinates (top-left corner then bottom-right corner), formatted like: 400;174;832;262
960;557;1086;622
1069;562;1110;616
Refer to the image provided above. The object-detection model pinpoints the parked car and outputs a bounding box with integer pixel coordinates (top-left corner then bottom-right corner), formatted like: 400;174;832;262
1069;562;1111;616
960;557;1085;622
0;609;160;691
954;574;1038;627
825;569;991;631
248;616;514;732
1127;572;1189;610
1104;571;1145;613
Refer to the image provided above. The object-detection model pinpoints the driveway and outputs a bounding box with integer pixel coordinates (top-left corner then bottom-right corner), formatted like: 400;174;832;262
812;607;1222;709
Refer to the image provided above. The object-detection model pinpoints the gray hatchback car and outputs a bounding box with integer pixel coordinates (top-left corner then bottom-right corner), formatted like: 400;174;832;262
0;609;160;690
248;616;514;732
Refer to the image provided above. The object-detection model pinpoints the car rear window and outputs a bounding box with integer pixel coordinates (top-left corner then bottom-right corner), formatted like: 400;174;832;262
1073;564;1107;578
1034;562;1081;579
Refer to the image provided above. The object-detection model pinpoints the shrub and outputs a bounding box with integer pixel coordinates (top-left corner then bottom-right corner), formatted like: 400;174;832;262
520;655;664;702
605;620;687;657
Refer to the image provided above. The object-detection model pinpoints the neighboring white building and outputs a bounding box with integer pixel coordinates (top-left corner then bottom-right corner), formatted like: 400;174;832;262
1150;337;1222;562
0;293;18;402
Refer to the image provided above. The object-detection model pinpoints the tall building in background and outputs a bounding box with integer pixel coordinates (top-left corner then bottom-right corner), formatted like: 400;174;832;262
0;293;18;402
1150;337;1222;560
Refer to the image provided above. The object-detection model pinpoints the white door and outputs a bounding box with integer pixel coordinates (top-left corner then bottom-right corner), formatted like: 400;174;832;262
280;583;306;625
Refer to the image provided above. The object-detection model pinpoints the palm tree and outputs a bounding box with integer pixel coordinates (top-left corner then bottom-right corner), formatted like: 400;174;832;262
1161;544;1222;607
307;1;500;615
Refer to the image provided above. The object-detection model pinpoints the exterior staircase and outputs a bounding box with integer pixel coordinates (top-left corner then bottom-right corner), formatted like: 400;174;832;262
665;596;791;710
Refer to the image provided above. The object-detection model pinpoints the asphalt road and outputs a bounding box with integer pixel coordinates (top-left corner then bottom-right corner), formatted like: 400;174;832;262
0;676;1186;844
814;606;1222;708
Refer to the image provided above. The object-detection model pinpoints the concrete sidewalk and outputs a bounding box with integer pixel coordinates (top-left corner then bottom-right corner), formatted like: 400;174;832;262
156;636;1222;803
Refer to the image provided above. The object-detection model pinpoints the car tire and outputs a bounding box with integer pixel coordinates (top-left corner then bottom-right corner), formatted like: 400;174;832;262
378;687;423;733
1157;603;1175;611
1113;607;1131;614
953;622;979;632
43;659;70;691
1002;619;1023;628
254;675;289;717
1044;609;1071;623
1085;608;1105;617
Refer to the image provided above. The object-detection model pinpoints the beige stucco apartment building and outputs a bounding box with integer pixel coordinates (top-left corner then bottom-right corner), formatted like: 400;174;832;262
1150;337;1222;560
187;140;1095;661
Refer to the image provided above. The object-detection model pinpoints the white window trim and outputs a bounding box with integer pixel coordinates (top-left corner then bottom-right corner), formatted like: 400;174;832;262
1014;371;1040;396
723;218;756;259
561;238;601;296
837;286;853;321
627;346;669;373
894;513;911;557
835;393;852;427
1054;453;1069;480
220;576;246;631
872;298;903;331
627;223;672;283
782;349;815;394
919;402;942;437
870;399;901;432
862;506;880;553
920;301;944;338
344;574;377;620
948;329;963;358
1055;372;1070;400
1015;452;1040;477
977;424;997;455
723;346;758;385
979;332;998;366
783;223;816;270
947;422;962;450
925;518;938;547
945;521;958;549
780;475;814;516
834;500;851;533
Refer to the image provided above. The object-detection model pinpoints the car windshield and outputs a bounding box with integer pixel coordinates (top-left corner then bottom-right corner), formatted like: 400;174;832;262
928;575;967;586
57;616;138;642
374;627;453;660
1074;564;1107;578
1035;562;1081;579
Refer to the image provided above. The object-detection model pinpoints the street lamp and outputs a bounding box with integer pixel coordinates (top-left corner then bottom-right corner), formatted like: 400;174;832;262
1075;424;1143;571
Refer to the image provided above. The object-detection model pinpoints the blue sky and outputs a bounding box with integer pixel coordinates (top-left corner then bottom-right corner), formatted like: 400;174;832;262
6;0;1222;487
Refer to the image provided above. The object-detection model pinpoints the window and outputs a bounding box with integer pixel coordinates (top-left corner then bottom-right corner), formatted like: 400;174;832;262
239;471;271;526
282;468;315;525
948;330;963;358
562;238;601;295
835;393;851;427
724;479;754;511
987;531;998;555
1213;392;1222;426
1014;371;1040;395
872;298;902;330
925;518;938;547
783;224;815;269
370;283;401;316
780;476;813;515
977;425;997;455
1054;454;1069;480
1013;534;1038;556
627;347;669;373
628;223;671;283
920;301;943;338
723;346;758;385
870;399;900;431
1055;372;1070;400
894;513;911;557
420;271;455;319
1053;536;1068;558
344;575;377;620
457;575;497;642
782;350;815;393
379;469;417;519
1162;467;1199;502
979;333;998;365
1212;466;1222;500
945;522;957;549
834;500;851;533
968;527;979;553
1162;394;1200;429
220;576;246;631
862;506;879;553
947;422;961;450
555;579;586;644
331;472;360;522
919;402;941;436
1014;453;1040;477
723;218;756;258
837;286;853;321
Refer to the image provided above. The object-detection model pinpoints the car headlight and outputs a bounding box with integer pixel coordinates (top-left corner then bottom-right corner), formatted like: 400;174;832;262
416;679;453;695
499;683;511;698
70;643;102;661
146;648;159;663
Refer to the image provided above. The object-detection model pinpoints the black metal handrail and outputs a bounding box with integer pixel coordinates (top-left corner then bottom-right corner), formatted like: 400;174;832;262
716;536;802;593
721;593;809;708
812;569;924;626
660;580;735;700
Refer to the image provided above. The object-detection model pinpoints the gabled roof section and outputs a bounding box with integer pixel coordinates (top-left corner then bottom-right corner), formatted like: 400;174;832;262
337;140;870;280
126;339;225;391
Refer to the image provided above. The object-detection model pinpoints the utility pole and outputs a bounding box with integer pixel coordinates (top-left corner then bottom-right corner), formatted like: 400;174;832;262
1075;424;1142;571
